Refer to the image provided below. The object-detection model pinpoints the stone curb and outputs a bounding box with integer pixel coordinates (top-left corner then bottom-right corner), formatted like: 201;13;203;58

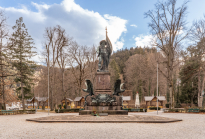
26;119;182;123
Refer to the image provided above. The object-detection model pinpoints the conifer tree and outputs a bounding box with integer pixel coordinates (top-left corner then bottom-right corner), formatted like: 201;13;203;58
9;17;36;110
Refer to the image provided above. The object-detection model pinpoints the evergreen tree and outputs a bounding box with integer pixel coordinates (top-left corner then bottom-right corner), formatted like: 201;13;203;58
9;17;36;110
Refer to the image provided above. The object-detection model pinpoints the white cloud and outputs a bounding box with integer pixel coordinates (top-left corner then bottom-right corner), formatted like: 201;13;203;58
0;0;127;62
130;24;137;28
134;34;154;47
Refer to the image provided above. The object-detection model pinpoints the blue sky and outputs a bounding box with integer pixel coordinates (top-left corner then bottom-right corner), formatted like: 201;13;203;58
0;0;205;62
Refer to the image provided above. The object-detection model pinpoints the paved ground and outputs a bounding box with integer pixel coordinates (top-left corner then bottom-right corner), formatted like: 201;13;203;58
0;111;205;139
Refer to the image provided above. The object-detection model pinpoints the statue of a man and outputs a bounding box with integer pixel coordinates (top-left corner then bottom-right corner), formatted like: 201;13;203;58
97;40;109;71
97;28;112;72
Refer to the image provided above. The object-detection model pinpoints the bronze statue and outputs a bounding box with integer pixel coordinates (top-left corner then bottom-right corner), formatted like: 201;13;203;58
82;79;94;107
97;27;112;72
113;79;125;96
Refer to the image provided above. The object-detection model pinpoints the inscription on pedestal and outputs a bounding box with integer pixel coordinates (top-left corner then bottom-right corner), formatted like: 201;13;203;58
95;72;111;95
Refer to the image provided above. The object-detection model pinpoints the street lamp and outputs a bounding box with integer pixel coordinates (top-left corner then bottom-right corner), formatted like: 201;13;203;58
157;63;158;115
202;91;205;109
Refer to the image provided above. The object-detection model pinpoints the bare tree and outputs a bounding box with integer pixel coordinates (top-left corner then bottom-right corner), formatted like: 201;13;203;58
67;43;89;97
56;26;71;109
145;0;189;108
85;45;98;87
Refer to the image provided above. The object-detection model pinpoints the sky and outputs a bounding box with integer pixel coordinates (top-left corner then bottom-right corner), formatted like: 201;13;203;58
1;0;205;62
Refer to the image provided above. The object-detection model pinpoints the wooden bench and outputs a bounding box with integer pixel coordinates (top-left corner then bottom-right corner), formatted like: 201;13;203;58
0;110;17;115
188;108;199;113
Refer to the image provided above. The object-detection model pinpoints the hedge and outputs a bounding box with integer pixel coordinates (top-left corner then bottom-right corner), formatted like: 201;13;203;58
149;107;161;110
123;108;147;112
55;108;80;113
199;109;205;112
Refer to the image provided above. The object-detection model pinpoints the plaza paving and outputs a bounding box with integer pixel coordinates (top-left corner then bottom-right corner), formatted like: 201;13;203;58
0;111;205;139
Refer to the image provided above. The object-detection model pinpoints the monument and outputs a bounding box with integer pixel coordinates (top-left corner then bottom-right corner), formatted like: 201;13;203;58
79;27;128;115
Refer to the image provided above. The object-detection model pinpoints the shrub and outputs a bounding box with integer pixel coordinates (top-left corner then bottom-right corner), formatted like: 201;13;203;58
63;105;66;109
175;103;181;108
149;107;161;110
58;104;62;109
200;109;205;113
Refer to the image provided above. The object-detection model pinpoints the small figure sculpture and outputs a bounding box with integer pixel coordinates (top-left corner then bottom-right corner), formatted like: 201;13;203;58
97;27;112;72
82;79;94;106
113;79;125;96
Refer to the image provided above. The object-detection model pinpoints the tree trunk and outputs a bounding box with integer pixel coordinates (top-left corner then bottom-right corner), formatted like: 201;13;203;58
169;84;174;109
21;77;25;110
50;67;55;111
198;71;202;107
191;95;193;107
62;69;67;109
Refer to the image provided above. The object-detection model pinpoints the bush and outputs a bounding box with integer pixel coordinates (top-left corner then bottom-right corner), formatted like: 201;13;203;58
165;104;169;108
149;107;161;110
168;109;175;112
175;103;181;108
55;108;80;113
124;108;147;112
200;109;205;113
58;104;62;109
63;105;66;109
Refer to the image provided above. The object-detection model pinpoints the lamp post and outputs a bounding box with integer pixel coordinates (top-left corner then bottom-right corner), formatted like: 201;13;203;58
157;63;158;115
202;91;205;109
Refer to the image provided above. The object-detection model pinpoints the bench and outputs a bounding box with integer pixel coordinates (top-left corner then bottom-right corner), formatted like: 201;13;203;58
188;108;199;113
0;110;17;115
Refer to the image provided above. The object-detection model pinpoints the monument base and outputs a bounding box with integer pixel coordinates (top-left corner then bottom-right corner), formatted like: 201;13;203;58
79;110;128;115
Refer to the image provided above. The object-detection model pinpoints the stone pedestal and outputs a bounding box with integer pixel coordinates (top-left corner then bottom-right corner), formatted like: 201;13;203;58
82;71;127;115
95;72;112;95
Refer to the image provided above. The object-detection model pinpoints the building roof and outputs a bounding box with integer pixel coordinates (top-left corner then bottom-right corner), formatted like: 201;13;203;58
122;96;131;101
35;97;48;102
74;97;83;101
144;96;166;101
66;98;73;101
61;98;73;102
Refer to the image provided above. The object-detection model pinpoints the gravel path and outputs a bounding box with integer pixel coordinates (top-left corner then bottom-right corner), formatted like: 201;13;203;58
0;111;205;139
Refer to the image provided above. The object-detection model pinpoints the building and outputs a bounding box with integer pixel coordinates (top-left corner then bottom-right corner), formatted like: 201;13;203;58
27;97;48;109
74;97;85;108
61;98;74;108
144;96;166;108
122;96;131;108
